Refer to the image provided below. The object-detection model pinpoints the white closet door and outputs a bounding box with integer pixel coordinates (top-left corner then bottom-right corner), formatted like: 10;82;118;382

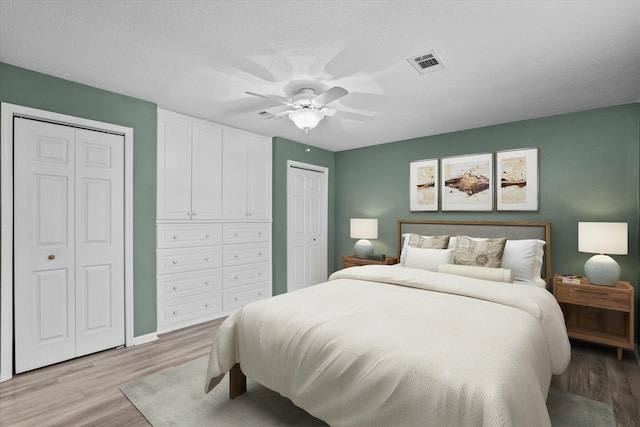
157;114;192;219
13;118;125;373
287;165;326;292
75;129;125;356
14;118;77;373
222;130;248;219
246;134;271;220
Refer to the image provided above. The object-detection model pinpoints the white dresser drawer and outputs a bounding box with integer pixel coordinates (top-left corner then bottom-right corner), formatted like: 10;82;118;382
223;282;269;311
157;269;222;301
158;292;222;325
223;262;269;289
157;223;222;248
223;243;269;266
157;247;222;275
223;223;270;244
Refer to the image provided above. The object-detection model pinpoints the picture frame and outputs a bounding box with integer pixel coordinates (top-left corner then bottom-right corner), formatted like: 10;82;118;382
410;158;438;211
496;147;539;211
441;153;493;211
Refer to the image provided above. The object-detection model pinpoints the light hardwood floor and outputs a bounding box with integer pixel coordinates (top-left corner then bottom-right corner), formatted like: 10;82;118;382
1;318;639;426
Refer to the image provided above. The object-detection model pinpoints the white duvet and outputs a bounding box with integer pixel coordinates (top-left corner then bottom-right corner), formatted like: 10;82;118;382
205;265;571;426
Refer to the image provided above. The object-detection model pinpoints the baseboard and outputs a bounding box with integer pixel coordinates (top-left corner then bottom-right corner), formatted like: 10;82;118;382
132;332;159;346
635;343;640;366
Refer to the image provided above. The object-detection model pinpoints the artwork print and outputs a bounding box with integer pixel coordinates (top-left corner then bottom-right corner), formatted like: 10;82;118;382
496;148;538;211
441;153;493;211
410;159;438;211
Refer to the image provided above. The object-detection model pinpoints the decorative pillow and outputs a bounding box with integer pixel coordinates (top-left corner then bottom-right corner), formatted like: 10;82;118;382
438;264;513;283
400;233;450;264
404;246;454;271
453;235;507;268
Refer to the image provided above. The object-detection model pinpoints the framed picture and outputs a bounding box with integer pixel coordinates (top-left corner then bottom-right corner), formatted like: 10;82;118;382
496;148;539;211
441;153;493;211
410;158;438;211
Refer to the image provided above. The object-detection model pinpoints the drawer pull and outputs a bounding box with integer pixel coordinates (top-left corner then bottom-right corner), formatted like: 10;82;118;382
234;254;238;258
233;275;238;280
258;252;262;256
172;285;178;291
205;256;210;261
258;292;262;296
234;297;238;301
172;260;178;265
258;272;262;276
205;303;210;308
205;280;210;285
205;233;210;238
173;234;178;240
258;232;262;236
172;310;178;315
235;232;238;237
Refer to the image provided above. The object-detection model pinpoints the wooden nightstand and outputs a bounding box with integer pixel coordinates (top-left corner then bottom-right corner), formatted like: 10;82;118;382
342;255;398;269
553;274;634;360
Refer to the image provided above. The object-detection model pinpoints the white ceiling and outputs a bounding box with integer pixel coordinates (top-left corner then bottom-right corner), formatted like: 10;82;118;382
1;1;639;152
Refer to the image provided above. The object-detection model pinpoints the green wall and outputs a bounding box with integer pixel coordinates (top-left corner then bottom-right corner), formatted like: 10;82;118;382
334;103;640;341
272;137;336;295
0;62;157;337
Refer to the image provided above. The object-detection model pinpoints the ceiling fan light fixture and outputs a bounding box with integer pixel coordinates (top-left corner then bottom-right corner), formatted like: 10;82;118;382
288;108;324;131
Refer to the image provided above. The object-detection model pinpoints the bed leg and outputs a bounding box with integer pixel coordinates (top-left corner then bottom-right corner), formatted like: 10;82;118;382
229;363;246;399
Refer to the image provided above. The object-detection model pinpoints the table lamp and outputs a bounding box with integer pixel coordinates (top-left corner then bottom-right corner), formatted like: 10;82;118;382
350;218;378;259
578;222;628;286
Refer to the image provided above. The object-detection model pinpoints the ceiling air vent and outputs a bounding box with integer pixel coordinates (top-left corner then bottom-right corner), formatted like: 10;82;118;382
407;50;445;75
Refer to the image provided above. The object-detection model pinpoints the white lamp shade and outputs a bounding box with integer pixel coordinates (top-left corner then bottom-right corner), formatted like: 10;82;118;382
288;108;324;130
578;222;628;255
350;219;378;239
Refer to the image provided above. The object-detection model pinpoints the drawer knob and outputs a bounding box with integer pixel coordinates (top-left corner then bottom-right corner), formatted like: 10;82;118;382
258;292;261;296
234;254;238;258
205;280;210;285
172;310;178;315
172;260;178;265
205;256;210;261
48;255;55;260
233;275;238;280
234;297;238;301
172;285;178;290
258;252;262;256
205;303;210;308
173;234;178;239
192;212;197;216
258;232;262;236
235;232;239;237
205;234;210;238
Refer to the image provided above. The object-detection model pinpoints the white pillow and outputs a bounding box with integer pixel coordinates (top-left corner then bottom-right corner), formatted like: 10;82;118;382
438;263;513;283
502;239;546;285
400;233;450;264
448;236;545;284
404;246;454;271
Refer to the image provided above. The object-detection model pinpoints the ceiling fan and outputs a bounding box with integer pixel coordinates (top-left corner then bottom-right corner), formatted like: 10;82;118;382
246;86;351;132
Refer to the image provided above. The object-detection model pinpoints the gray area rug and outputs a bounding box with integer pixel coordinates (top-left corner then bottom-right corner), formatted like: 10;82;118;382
121;357;615;427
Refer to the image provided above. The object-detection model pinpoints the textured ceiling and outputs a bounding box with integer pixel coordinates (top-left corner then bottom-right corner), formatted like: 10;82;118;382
1;0;639;152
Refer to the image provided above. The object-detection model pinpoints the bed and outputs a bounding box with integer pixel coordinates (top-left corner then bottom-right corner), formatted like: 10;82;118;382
205;220;571;426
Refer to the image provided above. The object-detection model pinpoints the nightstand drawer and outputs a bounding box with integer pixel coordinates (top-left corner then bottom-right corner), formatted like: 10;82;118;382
556;284;630;311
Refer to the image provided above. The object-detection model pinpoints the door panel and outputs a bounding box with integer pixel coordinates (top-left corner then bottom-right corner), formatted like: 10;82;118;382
14;118;76;373
75;129;124;356
192;123;222;219
158;114;192;219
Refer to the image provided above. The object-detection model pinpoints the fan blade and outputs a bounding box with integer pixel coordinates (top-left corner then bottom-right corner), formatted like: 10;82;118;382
313;86;348;105
245;91;294;106
334;109;374;122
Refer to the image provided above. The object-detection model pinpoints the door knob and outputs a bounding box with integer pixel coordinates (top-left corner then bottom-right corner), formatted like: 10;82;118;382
48;255;55;260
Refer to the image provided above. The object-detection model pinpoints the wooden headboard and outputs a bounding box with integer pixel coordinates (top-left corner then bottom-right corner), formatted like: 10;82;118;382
397;220;552;286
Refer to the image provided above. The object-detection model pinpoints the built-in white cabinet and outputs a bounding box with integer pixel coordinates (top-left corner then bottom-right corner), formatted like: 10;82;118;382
157;109;222;220
156;109;272;334
223;128;272;220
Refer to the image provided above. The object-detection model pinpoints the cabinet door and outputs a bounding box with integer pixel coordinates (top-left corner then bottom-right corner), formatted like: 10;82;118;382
158;113;192;220
192;122;222;220
222;130;249;220
246;134;272;220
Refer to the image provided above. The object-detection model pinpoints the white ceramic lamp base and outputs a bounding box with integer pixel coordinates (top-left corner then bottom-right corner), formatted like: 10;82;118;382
584;254;620;286
354;239;373;259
